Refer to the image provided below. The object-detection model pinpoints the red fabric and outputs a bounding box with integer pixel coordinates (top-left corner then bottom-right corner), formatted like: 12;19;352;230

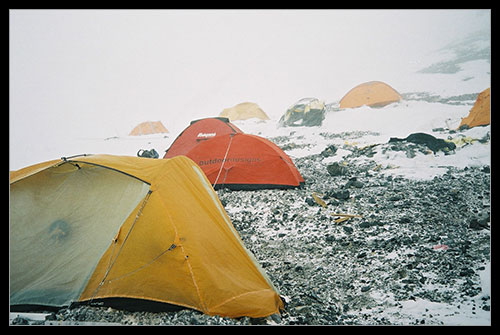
164;118;242;158
184;133;303;188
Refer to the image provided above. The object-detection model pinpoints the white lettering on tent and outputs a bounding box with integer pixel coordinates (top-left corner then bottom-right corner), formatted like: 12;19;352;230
197;132;216;138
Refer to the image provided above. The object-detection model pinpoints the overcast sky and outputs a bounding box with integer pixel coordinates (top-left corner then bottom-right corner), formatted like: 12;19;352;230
9;9;490;167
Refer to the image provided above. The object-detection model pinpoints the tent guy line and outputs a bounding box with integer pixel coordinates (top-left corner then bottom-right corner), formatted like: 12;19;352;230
212;133;234;187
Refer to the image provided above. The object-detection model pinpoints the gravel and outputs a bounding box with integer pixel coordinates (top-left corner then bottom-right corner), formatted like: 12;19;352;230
11;133;490;325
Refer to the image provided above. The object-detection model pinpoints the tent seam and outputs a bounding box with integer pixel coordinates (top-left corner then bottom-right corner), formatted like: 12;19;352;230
153;167;208;314
207;288;279;314
89;190;152;301
104;243;177;284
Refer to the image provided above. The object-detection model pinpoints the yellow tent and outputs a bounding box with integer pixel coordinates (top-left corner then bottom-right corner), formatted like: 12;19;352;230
219;102;270;121
459;88;490;128
10;154;283;318
129;121;169;136
340;81;402;109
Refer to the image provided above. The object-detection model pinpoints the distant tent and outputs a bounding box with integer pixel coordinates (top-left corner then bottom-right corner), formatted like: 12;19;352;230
339;81;402;109
164;117;243;159
279;98;326;127
10;154;283;318
129;121;169;136
219;102;270;121
459;88;490;129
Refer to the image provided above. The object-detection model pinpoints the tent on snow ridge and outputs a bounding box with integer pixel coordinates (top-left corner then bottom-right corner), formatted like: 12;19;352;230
129;121;169;136
219;102;270;122
340;81;402;109
279;97;326;127
10;154;283;318
459;87;490;129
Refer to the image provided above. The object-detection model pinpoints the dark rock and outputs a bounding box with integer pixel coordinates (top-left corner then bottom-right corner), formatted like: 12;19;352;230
388;195;402;201
327;199;340;206
357;252;367;258
11;316;29;325
359;221;372;229
46;313;57;321
305;197;316;206
343;226;353;234
321;145;337;157
469;217;489;230
459;268;474;277
326;162;347;176
327;189;350;200
325;235;335;243
399;217;411;224
345;177;364;188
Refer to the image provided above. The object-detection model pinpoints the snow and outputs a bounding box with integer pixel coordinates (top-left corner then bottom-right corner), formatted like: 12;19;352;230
11;98;489;183
232;99;490;181
353;260;491;326
365;268;491;326
368;296;488;325
400;59;490;97
10;53;490;176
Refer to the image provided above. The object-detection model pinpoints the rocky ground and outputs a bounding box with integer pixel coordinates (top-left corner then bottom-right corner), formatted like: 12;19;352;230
11;132;491;326
218;136;491;325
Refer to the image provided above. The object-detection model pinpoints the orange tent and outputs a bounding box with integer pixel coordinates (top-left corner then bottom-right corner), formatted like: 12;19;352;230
164;117;243;159
340;81;402;109
129;121;169;136
459;88;490;128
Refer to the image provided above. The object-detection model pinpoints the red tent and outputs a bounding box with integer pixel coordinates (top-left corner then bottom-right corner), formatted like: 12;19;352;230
164;118;304;190
164;117;242;158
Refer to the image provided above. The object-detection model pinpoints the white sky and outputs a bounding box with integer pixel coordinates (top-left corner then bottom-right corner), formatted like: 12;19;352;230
9;9;490;168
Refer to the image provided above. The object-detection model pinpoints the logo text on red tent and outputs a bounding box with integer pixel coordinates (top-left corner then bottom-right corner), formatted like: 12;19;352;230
198;157;261;166
197;132;216;138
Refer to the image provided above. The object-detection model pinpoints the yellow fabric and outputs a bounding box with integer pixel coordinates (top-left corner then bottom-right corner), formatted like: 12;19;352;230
10;154;283;318
220;102;270;121
459;88;490;128
10;158;61;184
340;81;402;109
449;136;478;147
